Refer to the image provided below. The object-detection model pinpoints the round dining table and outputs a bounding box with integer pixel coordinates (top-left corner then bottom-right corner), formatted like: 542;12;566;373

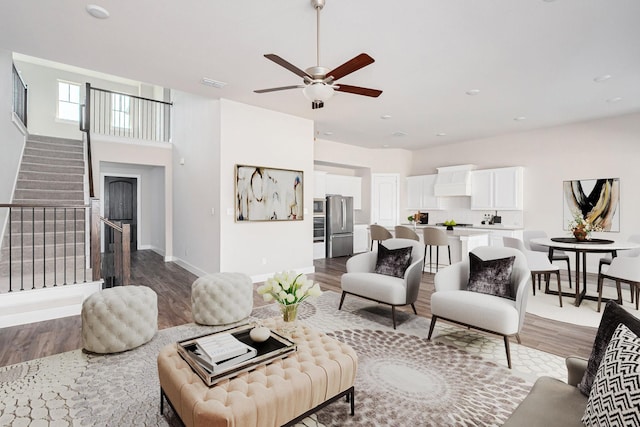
529;237;640;306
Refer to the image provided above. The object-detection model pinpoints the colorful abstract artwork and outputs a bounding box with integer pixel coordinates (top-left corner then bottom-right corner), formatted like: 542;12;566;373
235;165;303;221
563;178;620;232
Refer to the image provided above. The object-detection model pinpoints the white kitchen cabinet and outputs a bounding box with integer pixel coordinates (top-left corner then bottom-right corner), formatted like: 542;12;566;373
313;242;325;259
313;171;327;199
353;224;369;253
406;174;441;210
325;174;362;209
470;167;523;211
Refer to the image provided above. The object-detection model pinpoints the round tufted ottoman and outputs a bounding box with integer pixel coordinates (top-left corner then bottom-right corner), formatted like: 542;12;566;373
82;285;158;354
191;273;253;326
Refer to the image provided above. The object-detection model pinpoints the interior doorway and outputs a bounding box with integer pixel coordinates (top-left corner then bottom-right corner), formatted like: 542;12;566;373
371;173;399;226
104;176;138;252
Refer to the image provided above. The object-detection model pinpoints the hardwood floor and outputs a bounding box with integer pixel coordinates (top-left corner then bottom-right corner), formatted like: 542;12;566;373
0;250;598;367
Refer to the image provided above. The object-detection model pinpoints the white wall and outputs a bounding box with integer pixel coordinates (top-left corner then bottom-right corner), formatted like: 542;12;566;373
171;91;221;275
219;99;314;279
13;59;141;140
92;138;173;258
0;49;27;246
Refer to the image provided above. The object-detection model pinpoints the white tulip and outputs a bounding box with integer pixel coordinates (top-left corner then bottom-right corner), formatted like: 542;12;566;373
286;293;295;303
308;283;322;297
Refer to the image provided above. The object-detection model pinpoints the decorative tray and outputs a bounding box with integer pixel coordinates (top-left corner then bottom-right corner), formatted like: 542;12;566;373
551;237;614;244
177;324;297;387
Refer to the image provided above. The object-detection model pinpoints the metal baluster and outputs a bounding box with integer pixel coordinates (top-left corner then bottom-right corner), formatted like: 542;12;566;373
20;208;24;291
8;207;12;292
83;206;87;283
32;207;35;289
54;207;57;286
43;207;46;287
64;208;67;285
74;208;77;284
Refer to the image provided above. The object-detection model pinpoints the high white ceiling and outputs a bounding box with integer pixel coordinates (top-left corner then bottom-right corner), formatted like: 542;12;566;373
1;0;639;150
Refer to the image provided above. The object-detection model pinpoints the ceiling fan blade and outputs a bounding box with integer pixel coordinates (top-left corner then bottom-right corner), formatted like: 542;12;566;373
327;53;375;81
335;84;382;98
254;85;304;94
264;54;312;79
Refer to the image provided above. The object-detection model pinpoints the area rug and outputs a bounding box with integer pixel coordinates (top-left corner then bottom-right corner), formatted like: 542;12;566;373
0;291;566;427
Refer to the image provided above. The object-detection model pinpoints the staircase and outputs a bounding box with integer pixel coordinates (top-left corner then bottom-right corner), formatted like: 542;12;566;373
0;134;89;293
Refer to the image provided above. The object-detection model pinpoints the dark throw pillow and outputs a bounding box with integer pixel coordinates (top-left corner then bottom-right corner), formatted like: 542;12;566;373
374;244;413;278
582;323;640;426
578;300;640;396
466;252;515;300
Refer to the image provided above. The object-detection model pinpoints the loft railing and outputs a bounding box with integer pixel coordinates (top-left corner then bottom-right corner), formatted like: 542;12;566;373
0;203;93;292
12;63;27;127
84;83;172;143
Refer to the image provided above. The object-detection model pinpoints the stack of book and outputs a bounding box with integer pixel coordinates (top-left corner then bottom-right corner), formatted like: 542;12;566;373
190;332;257;373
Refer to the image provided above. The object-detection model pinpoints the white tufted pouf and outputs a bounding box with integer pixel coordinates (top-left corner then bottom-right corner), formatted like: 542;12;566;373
82;285;158;354
191;272;253;325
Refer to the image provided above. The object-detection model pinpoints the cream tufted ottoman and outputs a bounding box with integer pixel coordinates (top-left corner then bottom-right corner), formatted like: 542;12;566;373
158;321;358;427
191;273;253;326
82;285;158;354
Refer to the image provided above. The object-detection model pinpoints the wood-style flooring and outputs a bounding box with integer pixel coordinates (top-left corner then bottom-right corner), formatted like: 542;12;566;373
0;250;598;367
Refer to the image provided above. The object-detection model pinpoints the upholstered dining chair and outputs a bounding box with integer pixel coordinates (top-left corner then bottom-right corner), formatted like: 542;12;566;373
394;225;420;241
422;227;451;274
340;238;425;329
523;230;572;289
503;236;563;307
428;246;530;368
598;234;640;303
369;224;393;251
597;256;640;312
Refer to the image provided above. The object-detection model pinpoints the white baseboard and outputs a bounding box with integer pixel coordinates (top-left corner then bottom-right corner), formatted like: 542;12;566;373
172;257;208;278
0;281;103;328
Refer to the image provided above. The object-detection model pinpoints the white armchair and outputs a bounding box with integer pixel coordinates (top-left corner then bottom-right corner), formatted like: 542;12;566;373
340;238;425;329
427;246;530;368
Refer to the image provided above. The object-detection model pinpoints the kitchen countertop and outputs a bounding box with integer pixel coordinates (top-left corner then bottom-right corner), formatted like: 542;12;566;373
397;223;524;231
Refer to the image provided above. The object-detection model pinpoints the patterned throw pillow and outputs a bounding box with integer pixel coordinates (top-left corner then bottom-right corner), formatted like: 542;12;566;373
374;244;413;278
582;323;640;427
466;253;515;300
578;301;640;396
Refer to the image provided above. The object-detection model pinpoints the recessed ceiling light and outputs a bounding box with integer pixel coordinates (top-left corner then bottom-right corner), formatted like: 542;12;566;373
606;97;623;103
382;144;389;148
593;75;612;83
323;131;334;136
201;77;227;88
514;116;527;121
392;131;407;137
380;114;392;120
436;133;447;137
465;89;480;96
86;4;109;19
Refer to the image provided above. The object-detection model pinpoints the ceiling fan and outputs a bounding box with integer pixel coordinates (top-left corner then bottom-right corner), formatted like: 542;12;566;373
254;0;382;109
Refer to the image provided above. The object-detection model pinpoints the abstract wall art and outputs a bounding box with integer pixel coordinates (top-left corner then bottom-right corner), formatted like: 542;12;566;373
235;165;303;221
563;178;620;232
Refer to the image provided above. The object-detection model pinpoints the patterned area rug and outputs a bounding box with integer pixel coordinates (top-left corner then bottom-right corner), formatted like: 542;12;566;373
0;291;566;427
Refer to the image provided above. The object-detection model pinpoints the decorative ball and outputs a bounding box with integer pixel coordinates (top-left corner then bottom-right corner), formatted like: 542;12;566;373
249;326;270;343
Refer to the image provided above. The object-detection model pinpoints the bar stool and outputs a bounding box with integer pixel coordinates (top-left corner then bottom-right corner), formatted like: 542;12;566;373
597;256;640;312
369;224;392;251
504;236;563;307
395;225;420;241
524;230;572;289
422;227;451;274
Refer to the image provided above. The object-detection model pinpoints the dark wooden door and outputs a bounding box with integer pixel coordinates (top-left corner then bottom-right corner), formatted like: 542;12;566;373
104;176;137;252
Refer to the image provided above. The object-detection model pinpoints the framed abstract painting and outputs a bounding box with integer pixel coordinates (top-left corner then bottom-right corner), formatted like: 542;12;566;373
563;178;620;232
235;165;304;221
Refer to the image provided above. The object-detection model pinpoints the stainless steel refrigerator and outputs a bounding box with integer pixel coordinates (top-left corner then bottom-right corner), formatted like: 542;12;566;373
325;195;354;258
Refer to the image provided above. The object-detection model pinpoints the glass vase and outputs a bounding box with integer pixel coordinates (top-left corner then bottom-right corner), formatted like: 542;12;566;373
278;302;299;335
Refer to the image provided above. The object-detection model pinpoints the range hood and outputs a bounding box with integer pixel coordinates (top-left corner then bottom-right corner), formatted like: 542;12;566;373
433;165;475;197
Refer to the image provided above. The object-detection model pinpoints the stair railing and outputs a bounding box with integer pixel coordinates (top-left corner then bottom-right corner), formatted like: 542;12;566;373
98;217;131;288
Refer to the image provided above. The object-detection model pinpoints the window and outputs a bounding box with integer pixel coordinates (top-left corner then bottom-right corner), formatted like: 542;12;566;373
111;93;130;129
57;81;80;121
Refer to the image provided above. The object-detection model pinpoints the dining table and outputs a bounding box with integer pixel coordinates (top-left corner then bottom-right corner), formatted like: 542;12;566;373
530;237;640;306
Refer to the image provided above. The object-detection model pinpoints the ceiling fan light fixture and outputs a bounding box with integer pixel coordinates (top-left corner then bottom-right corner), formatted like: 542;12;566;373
303;83;334;102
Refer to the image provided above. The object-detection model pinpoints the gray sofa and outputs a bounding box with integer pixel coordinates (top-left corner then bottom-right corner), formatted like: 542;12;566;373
503;356;588;427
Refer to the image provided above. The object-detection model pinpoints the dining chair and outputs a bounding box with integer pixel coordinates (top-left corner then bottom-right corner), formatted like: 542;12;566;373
598;234;640;303
394;225;420;241
597;256;640;312
523;230;572;289
422;227;451;274
504;236;563;307
369;224;393;251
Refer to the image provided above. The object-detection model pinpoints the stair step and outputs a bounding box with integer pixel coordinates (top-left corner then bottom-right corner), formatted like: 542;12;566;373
9;209;88;223
14;189;85;201
2;230;86;248
19;163;84;174
11;199;86;207
1;241;86;260
16;179;84;192
24;146;84;160
0;269;94;292
26;140;84;153
22;155;84;168
27;135;83;147
18;170;84;183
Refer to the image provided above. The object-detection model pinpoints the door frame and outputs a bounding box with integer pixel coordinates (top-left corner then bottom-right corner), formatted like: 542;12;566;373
100;172;142;253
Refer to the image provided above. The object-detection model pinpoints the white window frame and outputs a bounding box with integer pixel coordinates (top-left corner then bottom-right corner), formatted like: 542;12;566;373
57;80;81;122
111;93;131;130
